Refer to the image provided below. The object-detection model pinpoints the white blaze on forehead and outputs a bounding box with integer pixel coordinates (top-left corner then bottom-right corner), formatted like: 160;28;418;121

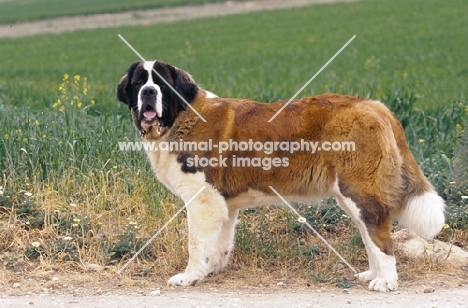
144;61;155;71
137;61;163;118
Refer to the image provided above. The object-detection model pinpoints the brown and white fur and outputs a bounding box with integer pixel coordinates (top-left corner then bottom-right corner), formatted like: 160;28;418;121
117;60;445;292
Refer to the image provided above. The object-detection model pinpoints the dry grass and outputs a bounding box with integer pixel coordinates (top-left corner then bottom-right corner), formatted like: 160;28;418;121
1;174;467;295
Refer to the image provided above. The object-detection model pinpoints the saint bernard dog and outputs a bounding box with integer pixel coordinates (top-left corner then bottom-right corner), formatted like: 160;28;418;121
117;60;445;292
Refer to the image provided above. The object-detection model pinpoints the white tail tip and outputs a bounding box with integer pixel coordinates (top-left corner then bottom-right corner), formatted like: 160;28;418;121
397;190;445;238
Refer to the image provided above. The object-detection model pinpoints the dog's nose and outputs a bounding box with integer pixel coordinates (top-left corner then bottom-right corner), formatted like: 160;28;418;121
141;87;156;97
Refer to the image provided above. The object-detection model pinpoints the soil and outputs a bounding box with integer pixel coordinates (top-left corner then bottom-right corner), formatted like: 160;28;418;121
1;268;468;308
1;0;468;307
2;286;468;308
0;0;359;38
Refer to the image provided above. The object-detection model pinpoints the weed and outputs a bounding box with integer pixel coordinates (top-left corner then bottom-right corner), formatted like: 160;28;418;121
445;121;468;229
108;227;151;261
292;199;348;232
335;277;356;289
0;251;24;268
302;245;321;258
0;187;43;229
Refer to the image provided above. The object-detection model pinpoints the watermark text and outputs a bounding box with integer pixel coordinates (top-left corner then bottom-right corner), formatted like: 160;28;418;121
118;139;355;154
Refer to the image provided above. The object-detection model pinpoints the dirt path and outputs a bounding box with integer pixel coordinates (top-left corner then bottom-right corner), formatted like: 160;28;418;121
2;284;468;308
0;0;359;38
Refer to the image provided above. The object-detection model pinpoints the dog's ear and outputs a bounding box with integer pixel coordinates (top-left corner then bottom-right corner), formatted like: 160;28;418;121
169;65;199;110
117;62;140;107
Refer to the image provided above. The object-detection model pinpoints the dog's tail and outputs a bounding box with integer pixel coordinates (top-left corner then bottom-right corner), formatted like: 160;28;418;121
391;118;445;238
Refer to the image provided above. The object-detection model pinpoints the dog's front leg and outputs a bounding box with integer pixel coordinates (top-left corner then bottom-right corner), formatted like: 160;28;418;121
168;186;228;286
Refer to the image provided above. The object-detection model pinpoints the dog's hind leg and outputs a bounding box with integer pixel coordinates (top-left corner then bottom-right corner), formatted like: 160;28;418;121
333;181;398;292
168;185;228;286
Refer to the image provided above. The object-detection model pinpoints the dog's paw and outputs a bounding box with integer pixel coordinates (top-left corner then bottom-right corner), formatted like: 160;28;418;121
355;270;376;281
368;277;398;292
167;273;200;287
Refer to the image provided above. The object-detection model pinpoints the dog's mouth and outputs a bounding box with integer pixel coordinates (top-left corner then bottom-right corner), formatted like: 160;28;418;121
141;104;161;122
143;109;158;122
140;106;163;135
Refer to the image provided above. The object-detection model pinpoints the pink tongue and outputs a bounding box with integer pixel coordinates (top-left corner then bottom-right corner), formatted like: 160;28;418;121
143;110;157;119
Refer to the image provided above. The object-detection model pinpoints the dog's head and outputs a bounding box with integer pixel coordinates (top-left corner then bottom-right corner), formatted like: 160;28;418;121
117;60;198;135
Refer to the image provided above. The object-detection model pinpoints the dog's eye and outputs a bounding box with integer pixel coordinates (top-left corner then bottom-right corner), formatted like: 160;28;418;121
136;79;144;86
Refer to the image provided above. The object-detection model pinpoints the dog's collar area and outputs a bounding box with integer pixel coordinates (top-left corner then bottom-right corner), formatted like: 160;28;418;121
141;124;163;137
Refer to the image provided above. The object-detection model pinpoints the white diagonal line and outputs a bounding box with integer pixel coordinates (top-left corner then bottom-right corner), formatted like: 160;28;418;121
118;186;207;273
268;35;356;122
268;186;357;274
118;34;207;122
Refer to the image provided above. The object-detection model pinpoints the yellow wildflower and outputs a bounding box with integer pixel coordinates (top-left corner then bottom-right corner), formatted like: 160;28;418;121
53;99;62;109
82;77;88;95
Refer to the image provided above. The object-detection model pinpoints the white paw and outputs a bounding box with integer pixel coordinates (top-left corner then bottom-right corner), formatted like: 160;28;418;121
167;273;200;287
368;277;398;292
355;270;376;281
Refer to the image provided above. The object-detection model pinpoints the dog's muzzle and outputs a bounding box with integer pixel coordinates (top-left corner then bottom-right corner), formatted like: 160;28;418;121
139;86;162;134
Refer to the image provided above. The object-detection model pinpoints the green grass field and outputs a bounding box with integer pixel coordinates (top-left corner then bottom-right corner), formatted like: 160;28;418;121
0;0;467;285
0;0;233;24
